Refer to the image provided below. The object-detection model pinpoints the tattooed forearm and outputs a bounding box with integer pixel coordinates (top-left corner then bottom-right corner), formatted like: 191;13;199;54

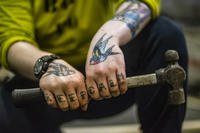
90;33;120;65
112;0;151;37
44;62;75;77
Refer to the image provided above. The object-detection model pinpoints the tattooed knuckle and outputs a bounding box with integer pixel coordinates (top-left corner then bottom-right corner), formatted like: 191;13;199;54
108;80;117;88
87;86;96;96
79;91;87;101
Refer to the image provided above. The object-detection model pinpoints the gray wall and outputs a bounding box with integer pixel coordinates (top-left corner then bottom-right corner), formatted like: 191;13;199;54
162;0;200;25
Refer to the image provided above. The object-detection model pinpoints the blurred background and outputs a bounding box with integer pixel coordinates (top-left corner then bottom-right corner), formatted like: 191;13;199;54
0;0;200;133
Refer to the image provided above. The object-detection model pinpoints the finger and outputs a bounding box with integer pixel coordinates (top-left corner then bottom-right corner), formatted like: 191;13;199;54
96;77;111;99
107;73;120;97
116;72;127;94
43;90;57;108
86;79;102;100
54;90;69;111
77;83;88;111
64;88;79;110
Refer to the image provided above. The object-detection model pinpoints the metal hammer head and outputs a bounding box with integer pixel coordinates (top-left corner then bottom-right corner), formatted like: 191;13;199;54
156;50;186;105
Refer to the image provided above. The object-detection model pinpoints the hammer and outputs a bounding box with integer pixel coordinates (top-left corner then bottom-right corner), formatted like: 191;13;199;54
12;50;186;107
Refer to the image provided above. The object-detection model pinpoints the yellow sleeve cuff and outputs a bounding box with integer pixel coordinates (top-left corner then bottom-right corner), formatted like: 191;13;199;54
0;36;38;69
142;0;161;19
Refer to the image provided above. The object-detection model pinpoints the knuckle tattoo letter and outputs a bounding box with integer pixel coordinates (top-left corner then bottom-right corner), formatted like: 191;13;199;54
80;91;87;99
88;86;95;95
109;80;116;88
56;95;66;102
98;83;106;92
117;73;125;82
68;93;76;102
45;94;52;103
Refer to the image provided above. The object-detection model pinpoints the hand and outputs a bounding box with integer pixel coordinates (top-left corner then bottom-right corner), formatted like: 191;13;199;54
85;34;127;100
39;59;88;111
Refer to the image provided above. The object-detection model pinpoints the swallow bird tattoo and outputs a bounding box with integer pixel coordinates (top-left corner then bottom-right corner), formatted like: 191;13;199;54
89;34;120;65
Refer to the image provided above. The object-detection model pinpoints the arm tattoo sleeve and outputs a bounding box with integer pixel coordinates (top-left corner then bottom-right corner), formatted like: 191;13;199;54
112;0;151;37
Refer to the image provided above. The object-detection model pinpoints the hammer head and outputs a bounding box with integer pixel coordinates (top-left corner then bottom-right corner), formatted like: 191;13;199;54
156;50;186;105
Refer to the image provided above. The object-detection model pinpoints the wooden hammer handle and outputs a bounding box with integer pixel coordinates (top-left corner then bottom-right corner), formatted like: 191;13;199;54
12;73;158;107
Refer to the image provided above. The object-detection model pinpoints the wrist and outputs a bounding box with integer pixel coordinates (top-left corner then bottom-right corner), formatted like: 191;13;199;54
91;31;121;48
34;54;60;79
98;21;132;46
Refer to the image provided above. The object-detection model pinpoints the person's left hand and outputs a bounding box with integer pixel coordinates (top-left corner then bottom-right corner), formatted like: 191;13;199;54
85;33;127;100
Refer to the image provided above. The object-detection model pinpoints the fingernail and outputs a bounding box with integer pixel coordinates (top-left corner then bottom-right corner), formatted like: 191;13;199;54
81;104;88;111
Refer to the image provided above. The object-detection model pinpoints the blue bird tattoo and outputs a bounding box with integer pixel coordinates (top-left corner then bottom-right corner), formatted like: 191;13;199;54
90;34;120;65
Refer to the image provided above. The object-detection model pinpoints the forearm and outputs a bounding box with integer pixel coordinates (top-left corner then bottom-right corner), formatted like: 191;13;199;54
91;0;151;46
7;41;51;80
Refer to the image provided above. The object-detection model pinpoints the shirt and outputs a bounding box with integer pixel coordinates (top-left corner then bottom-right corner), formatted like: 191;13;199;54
0;0;160;69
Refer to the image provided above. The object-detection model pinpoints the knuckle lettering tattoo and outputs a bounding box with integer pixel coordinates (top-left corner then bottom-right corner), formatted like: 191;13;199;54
68;93;76;102
80;91;87;99
56;95;66;102
89;33;120;65
109;80;116;88
117;73;125;82
98;83;106;92
88;86;95;95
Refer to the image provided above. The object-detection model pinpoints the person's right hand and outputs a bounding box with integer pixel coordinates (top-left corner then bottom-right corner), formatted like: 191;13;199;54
39;59;88;111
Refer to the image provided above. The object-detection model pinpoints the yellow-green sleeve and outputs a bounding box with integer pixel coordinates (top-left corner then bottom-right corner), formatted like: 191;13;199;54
0;0;38;69
142;0;160;18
